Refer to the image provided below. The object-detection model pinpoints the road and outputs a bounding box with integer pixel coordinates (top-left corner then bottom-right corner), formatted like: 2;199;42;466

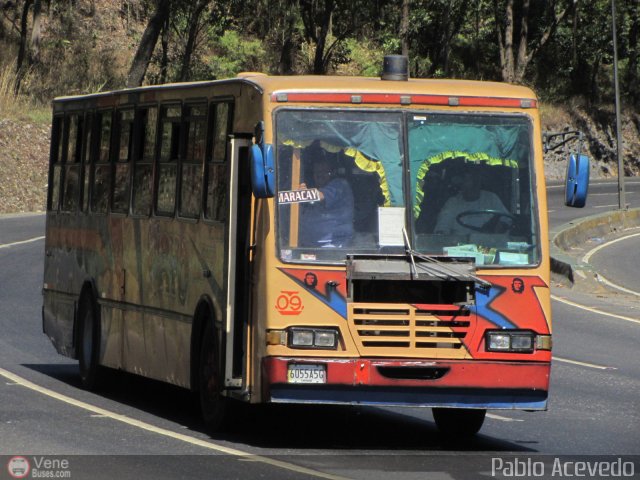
0;181;639;479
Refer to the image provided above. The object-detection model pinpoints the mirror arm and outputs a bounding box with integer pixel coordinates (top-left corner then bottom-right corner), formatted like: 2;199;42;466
543;130;583;154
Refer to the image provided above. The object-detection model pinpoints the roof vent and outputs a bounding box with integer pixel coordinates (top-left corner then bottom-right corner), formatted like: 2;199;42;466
381;55;409;81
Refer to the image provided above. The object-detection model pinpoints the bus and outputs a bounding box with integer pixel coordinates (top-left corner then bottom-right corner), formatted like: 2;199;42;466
43;56;587;436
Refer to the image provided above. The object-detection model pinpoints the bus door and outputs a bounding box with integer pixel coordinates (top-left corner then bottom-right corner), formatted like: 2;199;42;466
224;135;253;390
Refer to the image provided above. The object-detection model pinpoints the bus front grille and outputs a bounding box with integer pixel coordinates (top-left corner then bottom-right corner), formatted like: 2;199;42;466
347;303;474;359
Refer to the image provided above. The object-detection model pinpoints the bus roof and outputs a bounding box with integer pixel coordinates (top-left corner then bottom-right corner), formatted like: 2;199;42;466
52;73;537;105
240;73;537;100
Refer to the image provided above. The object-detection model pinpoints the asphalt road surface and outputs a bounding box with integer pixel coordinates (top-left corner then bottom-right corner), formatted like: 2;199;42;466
0;181;639;479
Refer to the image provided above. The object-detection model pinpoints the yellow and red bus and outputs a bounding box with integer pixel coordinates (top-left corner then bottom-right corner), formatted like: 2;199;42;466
43;56;585;436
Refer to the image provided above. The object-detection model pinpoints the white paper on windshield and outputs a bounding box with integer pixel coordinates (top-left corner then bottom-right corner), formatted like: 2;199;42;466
378;207;406;246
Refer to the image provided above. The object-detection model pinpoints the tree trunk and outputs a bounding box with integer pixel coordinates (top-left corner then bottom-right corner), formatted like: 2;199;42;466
514;0;530;81
401;0;410;57
29;0;42;66
313;0;335;74
495;0;515;83
159;13;169;84
495;0;575;84
178;0;209;82
300;0;337;74
126;0;170;88
278;10;297;75
15;0;34;93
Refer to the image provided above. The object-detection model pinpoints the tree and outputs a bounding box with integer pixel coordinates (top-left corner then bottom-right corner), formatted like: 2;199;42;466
625;0;640;104
15;0;33;92
177;0;211;81
403;0;474;78
401;0;409;56
28;0;42;65
126;0;170;87
494;0;576;84
300;0;336;74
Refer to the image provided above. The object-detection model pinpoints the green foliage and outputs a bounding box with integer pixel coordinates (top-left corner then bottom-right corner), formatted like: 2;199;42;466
0;0;638;106
335;38;382;77
207;30;268;78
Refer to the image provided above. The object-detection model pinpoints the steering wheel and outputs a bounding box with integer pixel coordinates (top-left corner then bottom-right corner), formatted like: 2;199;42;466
456;210;517;234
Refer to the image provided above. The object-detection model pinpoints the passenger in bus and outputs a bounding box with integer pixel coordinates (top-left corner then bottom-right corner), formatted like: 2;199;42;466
298;151;354;248
434;171;508;236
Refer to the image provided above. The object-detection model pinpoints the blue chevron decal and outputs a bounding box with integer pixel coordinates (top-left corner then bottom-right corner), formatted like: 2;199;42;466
469;285;516;329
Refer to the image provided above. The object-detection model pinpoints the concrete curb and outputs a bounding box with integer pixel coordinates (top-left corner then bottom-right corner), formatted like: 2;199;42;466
550;208;640;284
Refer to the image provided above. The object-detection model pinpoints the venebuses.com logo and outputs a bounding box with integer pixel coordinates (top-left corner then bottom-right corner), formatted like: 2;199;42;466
7;457;30;479
6;456;71;479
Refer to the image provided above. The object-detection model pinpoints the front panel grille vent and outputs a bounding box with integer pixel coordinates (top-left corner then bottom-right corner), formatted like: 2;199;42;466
347;303;474;359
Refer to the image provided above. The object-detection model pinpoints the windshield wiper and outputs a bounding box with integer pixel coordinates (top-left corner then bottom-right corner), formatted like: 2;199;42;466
402;227;419;279
401;227;491;289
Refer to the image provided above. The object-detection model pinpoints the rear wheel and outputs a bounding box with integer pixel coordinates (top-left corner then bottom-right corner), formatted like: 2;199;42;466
432;408;486;437
199;321;228;431
77;294;103;390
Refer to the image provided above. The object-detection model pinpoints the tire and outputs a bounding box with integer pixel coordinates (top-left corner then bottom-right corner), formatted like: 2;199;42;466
199;321;229;432
77;294;103;390
432;408;486;437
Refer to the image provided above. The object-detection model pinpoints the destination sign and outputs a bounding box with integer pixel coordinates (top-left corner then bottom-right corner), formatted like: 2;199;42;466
278;188;322;204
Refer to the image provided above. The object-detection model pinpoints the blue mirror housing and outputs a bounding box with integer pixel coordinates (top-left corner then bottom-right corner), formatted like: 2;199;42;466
565;153;589;208
250;143;275;198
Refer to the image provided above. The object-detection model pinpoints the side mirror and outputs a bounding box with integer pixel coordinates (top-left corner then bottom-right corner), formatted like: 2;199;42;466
565;153;589;208
250;143;275;198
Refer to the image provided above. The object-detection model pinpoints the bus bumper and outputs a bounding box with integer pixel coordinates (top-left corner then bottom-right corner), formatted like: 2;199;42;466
262;357;549;410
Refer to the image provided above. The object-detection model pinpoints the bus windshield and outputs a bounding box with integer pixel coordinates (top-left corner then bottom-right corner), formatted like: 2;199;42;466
275;109;538;266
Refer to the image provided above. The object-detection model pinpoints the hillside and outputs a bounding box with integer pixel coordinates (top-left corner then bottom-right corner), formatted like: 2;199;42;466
2;1;640;213
1;103;638;214
0;118;50;213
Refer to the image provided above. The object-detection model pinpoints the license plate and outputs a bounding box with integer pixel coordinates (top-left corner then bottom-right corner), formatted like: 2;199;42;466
287;364;326;384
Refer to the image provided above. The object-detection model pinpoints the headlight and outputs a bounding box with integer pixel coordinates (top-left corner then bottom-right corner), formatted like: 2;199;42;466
487;333;511;351
288;328;338;349
314;330;337;348
290;329;314;347
485;330;536;353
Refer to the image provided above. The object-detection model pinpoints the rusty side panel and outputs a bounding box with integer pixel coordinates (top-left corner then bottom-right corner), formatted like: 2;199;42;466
43;79;263;389
43;212;228;387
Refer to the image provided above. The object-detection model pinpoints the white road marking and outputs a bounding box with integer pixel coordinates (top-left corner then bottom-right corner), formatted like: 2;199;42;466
582;232;640;264
551;294;640;326
593;204;619;209
580;232;640;298
486;413;523;422
595;273;640;298
0;367;350;480
553;357;615;370
0;236;45;249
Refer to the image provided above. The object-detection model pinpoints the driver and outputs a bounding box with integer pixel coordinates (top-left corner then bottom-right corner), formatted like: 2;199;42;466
434;171;508;236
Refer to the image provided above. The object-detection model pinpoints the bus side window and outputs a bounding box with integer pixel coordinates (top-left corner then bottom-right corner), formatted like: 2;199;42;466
91;110;113;214
48;115;64;211
205;101;232;222
112;108;134;213
156;104;181;216
81;111;94;213
179;103;207;219
61;114;82;213
132;106;157;216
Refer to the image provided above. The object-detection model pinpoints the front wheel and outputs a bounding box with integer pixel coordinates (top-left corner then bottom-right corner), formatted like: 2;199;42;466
199;321;229;432
432;408;486;437
77;294;104;390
